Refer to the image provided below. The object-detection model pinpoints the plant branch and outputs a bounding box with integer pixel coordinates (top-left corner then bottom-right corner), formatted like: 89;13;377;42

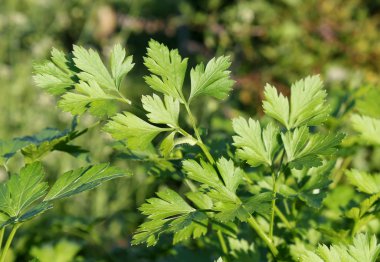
269;150;285;240
217;230;229;258
247;215;279;257
0;223;21;262
0;227;4;251
275;206;293;230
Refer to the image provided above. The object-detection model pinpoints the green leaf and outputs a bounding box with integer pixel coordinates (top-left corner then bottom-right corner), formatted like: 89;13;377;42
144;40;188;101
132;189;208;246
0;162;48;218
183;158;248;222
351;114;380;146
346;169;380;194
104;112;170;150
282;126;344;169
189;56;234;102
300;234;380;262
232;117;280;167
298;162;334;208
263;75;329;129
159;131;176;158
110;44;134;89
44;163;129;201
142;94;180;127
355;87;380;118
0;139;30;165
289;76;329;128
262;84;290;128
72;45;116;90
16;124;87;163
58;80;118;117
244;192;273;216
33;48;76;95
186;191;213;210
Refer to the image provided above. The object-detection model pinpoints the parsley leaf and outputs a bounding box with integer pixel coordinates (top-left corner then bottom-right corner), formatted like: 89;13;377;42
189;56;234;102
263;75;329;129
142;94;180;127
104;112;171;150
58;80;118;117
110;44;134;89
0;162;48;219
351;114;380;146
132;189;208;246
346;169;380;194
44;163;129;201
144;40;188;101
33;48;76;95
72;45;116;90
232;117;280;167
282;126;344;169
300;234;380;262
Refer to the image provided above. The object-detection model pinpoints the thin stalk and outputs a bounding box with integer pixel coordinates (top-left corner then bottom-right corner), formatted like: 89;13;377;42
269;150;285;240
283;199;290;215
330;157;352;189
274;206;293;230
0;227;4;251
0;223;21;262
196;141;215;165
247;215;279;256
217;230;229;257
184;102;203;142
116;90;132;105
182;101;228;255
269;173;277;239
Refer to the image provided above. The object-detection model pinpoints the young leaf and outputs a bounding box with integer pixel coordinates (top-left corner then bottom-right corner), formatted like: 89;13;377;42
300;234;380;262
297;162;334;208
289;75;329;128
44;163;129;201
104;112;170;150
263;75;329;129
0;122;86;164
282;126;344;169
183;158;248;222
110;44;134;89
33;48;76;95
132;189;207;246
189;56;234;102
262;84;290;128
144;40;188;101
142;94;180;127
58;80;118;117
232;117;280;167
351;114;380;146
355;87;380;118
159;131;176;157
346;169;380;194
0;162;48;218
72;45;116;90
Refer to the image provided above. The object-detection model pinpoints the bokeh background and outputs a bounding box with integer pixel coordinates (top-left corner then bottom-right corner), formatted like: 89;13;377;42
1;0;380;261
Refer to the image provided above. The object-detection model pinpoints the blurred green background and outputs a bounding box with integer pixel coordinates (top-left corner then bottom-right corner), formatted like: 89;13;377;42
1;0;380;261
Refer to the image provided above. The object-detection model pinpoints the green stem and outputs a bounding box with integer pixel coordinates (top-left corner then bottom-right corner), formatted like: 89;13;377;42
217;230;229;257
269;150;285;240
331;157;352;189
182;101;230;256
247;216;279;257
0;227;4;250
116;90;132;105
184;103;203;142
0;223;21;262
269;173;277;239
274;206;293;230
